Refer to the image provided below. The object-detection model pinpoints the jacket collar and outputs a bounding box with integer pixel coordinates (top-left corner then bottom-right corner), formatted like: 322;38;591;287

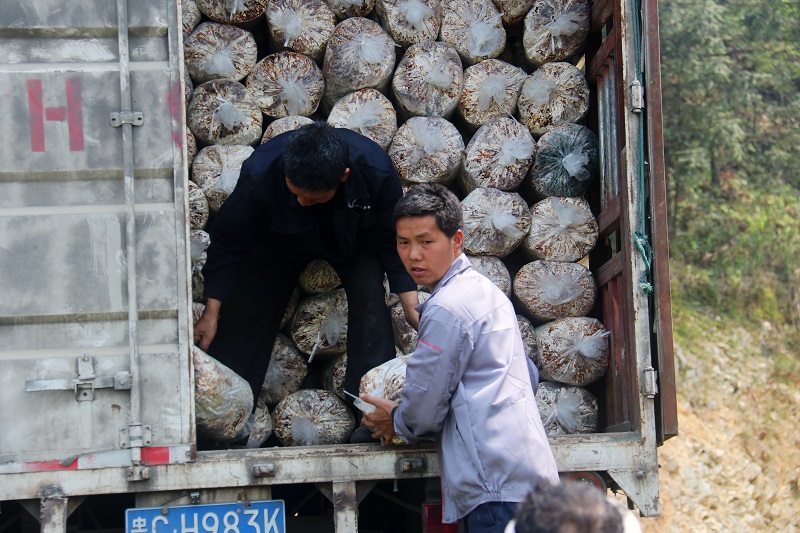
416;253;471;313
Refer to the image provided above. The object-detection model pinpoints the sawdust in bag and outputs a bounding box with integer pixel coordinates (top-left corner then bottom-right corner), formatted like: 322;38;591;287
462;187;531;257
524;196;598;262
535;381;598;435
534;316;610;386
272;389;355;446
193;346;254;442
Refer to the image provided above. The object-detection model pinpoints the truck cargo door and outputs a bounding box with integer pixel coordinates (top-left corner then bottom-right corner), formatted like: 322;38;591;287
585;0;678;443
0;0;193;473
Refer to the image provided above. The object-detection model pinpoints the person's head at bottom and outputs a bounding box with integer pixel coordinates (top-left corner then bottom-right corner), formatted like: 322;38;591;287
283;121;350;207
508;481;640;533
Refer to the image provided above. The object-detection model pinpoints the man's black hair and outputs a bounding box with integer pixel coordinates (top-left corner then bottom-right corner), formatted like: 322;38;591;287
513;482;624;533
392;183;463;238
283;121;349;191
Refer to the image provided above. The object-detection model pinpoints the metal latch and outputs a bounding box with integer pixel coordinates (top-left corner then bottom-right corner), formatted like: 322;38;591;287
642;366;658;399
399;457;426;473
110;111;144;127
630;80;645;113
253;464;277;477
25;354;132;401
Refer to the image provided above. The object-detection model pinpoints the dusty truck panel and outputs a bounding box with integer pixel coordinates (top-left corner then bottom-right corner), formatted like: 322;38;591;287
0;0;193;471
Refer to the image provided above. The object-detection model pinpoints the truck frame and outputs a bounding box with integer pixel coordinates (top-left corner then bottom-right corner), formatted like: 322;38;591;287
0;0;677;531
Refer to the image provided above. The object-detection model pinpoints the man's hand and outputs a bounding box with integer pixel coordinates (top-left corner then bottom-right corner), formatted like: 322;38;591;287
397;291;420;331
360;393;399;444
194;298;221;351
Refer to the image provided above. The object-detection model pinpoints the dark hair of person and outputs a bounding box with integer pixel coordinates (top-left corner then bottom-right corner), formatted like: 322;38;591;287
283;121;349;191
392;183;463;238
514;482;624;533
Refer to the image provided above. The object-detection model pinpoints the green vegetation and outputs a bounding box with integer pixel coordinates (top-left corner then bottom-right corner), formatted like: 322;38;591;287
659;0;800;343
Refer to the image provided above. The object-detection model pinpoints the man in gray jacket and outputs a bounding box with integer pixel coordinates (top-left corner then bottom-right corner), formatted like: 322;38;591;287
361;183;559;532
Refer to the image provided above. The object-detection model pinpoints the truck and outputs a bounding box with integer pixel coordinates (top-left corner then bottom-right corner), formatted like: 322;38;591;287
0;0;677;531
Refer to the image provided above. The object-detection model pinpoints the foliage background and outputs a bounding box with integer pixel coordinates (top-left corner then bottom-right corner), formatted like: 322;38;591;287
660;0;800;349
644;0;800;529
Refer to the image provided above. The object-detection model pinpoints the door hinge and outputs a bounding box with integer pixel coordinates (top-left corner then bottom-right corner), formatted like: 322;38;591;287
630;80;645;113
120;423;152;449
642;366;658;399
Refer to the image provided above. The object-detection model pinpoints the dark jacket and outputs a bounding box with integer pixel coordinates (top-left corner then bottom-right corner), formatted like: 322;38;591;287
202;128;416;302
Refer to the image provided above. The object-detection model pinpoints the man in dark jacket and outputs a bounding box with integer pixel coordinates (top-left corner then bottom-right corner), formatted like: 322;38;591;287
194;122;419;430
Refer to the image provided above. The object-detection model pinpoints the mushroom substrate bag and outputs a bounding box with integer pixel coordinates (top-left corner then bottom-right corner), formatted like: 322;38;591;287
184;22;257;84
523;0;590;68
322;17;397;109
327;89;398;150
260;115;314;144
195;0;268;25
375;0;442;48
359;354;414;444
187;79;262;146
191;144;254;213
327;0;376;20
272;389;355;446
391;40;463;120
525;122;599;198
265;0;336;64
459;117;536;193
467;254;512;296
456;58;528;131
439;0;506;66
259;333;309;405
523;196;598;262
246;51;324;118
193;346;254;442
187;180;209;230
513;259;597;322
534;316;610;386
517;61;589;138
535;381;598;435
290;288;349;361
461;187;531;257
388;116;464;185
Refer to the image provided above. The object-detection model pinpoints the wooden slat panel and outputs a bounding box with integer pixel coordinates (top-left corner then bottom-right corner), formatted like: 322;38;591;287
587;29;616;81
597;197;621;239
602;276;632;432
643;0;678;442
591;0;615;32
595;250;623;288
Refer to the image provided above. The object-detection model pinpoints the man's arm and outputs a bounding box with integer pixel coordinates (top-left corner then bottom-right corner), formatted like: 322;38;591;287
397;290;420;330
193;297;221;350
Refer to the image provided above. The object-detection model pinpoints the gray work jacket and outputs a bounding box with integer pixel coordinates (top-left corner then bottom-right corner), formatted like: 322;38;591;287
393;254;559;523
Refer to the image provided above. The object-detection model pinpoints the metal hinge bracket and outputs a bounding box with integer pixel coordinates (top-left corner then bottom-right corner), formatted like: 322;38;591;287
642;366;658;399
110;111;144;127
25;354;132;401
630;80;645;113
120;424;152;449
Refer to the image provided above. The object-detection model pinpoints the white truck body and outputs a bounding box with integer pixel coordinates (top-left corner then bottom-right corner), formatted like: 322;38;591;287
0;0;677;531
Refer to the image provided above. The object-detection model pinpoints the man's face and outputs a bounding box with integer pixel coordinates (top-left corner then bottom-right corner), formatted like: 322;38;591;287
285;169;349;207
285;179;338;207
396;214;463;289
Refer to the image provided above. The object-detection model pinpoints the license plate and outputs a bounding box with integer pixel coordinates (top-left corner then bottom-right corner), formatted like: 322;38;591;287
125;500;286;533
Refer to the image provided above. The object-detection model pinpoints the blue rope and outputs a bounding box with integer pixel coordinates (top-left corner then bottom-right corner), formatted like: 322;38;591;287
630;0;654;294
